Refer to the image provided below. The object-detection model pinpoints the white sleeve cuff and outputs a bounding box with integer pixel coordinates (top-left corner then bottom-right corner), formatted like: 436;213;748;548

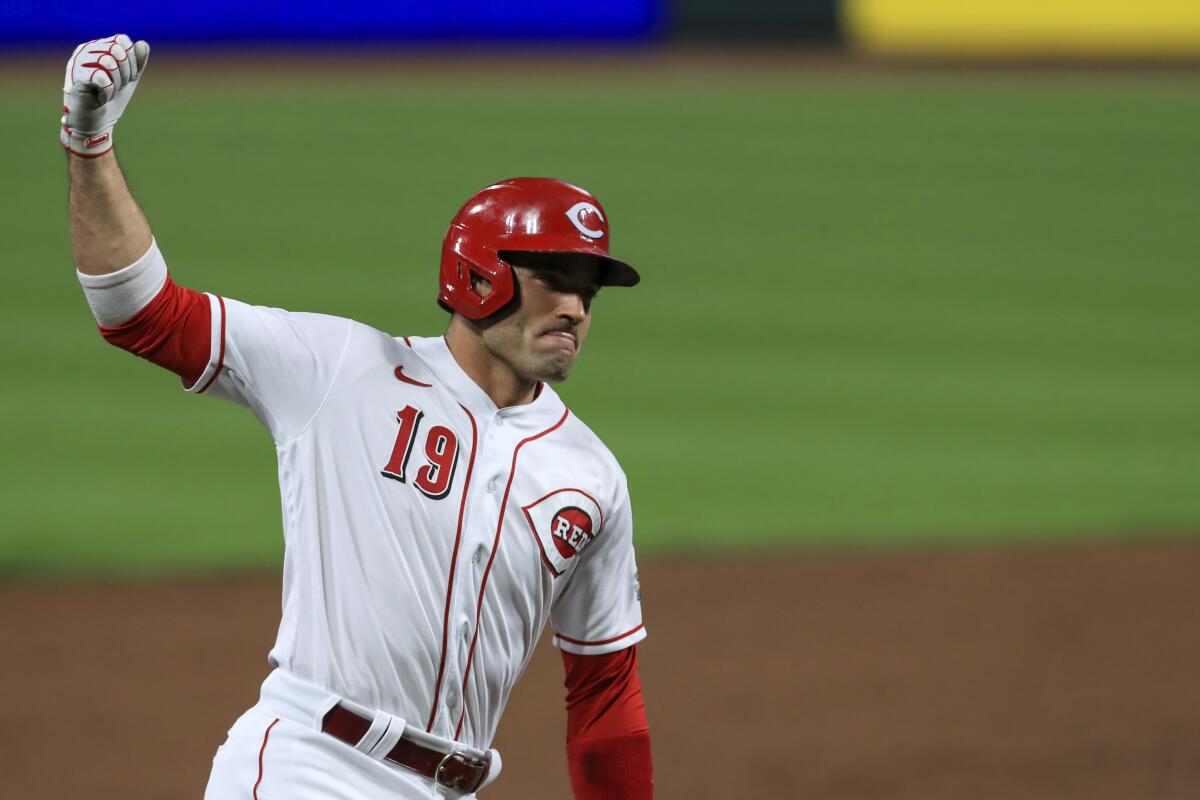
77;239;169;326
552;623;647;656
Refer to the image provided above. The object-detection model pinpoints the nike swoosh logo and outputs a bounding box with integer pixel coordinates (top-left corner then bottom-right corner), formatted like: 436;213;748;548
394;365;432;388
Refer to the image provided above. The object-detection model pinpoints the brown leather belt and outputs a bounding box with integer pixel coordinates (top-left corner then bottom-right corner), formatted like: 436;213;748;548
321;704;491;794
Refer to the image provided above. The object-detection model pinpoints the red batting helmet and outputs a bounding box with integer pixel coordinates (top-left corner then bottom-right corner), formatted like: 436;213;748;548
438;178;640;320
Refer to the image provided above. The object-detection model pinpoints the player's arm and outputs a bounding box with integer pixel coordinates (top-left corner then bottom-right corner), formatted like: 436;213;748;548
562;645;654;799
65;35;152;275
64;36;351;440
70;148;152;274
65;35;215;388
552;483;652;798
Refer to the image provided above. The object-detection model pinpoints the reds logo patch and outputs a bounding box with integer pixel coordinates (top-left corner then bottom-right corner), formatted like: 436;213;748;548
521;489;605;577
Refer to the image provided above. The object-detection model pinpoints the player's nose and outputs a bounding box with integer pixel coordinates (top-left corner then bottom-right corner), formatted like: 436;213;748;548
556;291;587;324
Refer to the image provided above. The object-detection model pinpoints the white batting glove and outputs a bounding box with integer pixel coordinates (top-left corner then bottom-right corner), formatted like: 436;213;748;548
61;34;150;158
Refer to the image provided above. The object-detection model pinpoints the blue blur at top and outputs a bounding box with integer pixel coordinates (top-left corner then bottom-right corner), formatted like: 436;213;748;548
1;1;662;43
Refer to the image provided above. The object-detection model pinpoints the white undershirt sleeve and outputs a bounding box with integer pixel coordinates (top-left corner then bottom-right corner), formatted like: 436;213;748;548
76;239;168;327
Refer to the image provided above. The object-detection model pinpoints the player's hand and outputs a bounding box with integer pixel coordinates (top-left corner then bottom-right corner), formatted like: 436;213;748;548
61;34;150;158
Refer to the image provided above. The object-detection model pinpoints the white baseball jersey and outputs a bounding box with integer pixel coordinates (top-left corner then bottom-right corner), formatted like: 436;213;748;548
186;294;646;749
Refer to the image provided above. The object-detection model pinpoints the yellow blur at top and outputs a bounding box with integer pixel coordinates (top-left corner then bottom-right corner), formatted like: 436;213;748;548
847;0;1200;57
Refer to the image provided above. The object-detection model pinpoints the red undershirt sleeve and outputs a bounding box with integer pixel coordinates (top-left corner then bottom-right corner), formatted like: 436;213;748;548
562;644;653;799
98;275;212;388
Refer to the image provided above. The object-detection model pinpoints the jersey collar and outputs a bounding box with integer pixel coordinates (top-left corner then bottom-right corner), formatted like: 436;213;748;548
408;335;566;423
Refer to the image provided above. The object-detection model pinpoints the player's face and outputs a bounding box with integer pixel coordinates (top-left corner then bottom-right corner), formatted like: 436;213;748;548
479;260;600;384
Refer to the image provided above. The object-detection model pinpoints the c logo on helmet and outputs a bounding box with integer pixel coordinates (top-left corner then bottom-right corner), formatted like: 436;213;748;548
565;202;605;239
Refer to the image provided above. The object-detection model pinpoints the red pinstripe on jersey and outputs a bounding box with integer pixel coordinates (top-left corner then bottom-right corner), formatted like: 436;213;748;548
454;407;570;738
425;403;479;732
253;718;279;800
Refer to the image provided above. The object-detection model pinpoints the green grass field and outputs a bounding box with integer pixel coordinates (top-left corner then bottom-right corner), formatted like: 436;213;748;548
3;59;1199;576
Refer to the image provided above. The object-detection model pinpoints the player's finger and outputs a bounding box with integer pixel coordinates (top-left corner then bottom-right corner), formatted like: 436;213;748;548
73;76;113;108
110;43;132;84
111;34;136;79
131;40;151;80
93;53;123;92
65;83;105;130
79;78;110;103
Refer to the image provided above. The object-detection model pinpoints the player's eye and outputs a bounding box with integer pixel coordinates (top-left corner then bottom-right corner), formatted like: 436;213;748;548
534;272;598;309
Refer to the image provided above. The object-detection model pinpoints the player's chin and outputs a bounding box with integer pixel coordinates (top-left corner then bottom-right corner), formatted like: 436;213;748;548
534;352;576;384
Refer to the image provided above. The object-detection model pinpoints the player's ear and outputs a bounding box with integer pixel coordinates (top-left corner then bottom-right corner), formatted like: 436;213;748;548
470;274;494;298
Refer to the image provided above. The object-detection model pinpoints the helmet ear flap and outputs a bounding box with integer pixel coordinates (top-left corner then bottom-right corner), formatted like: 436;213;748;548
438;241;517;320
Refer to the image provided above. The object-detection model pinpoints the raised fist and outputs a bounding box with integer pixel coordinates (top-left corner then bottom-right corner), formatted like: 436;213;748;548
61;34;150;158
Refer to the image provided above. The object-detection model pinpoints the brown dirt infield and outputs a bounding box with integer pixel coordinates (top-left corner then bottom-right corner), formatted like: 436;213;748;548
3;538;1200;799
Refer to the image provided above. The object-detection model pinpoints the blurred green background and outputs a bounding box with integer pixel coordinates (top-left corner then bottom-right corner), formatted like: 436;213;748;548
4;62;1199;576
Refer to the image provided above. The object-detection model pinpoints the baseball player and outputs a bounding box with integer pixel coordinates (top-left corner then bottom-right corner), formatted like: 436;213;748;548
64;35;652;799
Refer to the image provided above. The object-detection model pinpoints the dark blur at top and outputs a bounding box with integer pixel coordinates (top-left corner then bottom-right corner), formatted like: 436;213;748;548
2;1;666;44
5;0;1200;58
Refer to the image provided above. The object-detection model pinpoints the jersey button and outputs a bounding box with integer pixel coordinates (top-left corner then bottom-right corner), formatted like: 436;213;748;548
486;478;497;493
472;546;485;565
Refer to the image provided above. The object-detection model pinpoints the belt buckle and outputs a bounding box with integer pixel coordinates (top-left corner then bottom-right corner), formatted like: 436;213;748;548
435;750;489;793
